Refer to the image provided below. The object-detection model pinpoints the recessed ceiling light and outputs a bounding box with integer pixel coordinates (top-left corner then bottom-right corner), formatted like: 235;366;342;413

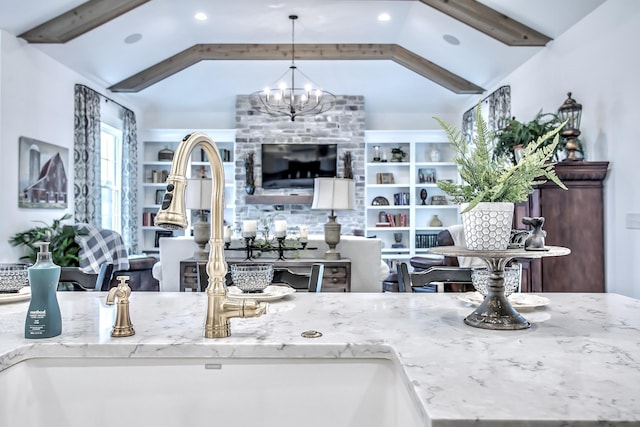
443;34;460;45
378;13;391;22
124;33;142;44
194;12;208;21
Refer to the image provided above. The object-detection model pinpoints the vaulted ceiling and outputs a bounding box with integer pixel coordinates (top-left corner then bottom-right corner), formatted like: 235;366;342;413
0;0;605;120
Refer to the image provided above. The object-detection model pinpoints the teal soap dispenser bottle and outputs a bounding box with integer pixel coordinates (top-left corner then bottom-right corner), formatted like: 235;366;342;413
25;241;62;339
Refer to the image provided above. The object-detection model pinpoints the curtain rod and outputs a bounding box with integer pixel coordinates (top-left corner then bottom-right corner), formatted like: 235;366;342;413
75;83;132;113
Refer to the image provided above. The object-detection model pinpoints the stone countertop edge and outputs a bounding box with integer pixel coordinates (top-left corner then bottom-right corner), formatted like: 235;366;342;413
1;292;640;426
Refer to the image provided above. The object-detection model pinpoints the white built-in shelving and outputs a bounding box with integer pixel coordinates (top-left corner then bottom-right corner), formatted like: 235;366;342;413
139;129;236;254
364;130;461;263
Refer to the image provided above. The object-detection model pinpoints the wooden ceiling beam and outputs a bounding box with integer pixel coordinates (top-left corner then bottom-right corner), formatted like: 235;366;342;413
19;0;552;47
418;0;552;46
109;43;484;94
390;45;482;94
18;0;151;43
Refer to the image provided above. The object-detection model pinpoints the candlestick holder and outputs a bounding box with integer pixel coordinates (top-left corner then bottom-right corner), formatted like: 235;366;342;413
223;237;315;261
276;236;287;260
243;236;256;260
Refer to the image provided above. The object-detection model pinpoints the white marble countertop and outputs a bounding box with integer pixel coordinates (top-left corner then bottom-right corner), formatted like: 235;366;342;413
1;291;639;426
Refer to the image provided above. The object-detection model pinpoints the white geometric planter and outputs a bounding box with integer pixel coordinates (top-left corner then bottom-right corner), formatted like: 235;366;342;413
460;202;514;251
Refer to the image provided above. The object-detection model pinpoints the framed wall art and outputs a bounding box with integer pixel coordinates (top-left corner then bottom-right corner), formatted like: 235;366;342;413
418;168;437;183
18;137;69;209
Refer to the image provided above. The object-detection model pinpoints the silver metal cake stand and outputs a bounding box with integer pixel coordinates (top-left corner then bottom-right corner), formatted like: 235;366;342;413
428;246;571;330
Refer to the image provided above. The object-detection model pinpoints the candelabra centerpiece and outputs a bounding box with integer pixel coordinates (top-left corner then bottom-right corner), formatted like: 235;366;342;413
225;220;311;260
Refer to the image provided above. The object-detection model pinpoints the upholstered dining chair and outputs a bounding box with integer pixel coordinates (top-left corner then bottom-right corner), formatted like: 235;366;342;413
382;228;461;292
59;263;114;291
272;264;324;292
397;262;473;293
197;263;325;293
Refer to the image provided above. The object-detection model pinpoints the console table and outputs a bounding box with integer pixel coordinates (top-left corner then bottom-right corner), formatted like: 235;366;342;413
179;258;351;292
429;245;570;330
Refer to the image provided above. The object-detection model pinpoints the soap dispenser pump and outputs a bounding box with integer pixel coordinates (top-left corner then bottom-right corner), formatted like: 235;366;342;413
25;241;62;339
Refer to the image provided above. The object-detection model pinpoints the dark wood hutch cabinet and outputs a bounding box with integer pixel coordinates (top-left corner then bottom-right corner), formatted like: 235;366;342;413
514;161;609;293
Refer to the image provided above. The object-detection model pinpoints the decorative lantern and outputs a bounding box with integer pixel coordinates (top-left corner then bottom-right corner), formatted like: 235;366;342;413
557;92;582;161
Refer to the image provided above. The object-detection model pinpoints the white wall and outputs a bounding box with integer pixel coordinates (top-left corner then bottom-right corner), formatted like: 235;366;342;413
482;0;640;298
141;111;233;130
0;31;140;263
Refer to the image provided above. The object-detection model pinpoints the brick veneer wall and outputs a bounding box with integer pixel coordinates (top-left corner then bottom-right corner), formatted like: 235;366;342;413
234;94;365;236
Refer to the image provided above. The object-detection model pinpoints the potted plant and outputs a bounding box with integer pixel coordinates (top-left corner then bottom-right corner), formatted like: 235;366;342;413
434;107;567;250
494;110;584;163
9;213;85;266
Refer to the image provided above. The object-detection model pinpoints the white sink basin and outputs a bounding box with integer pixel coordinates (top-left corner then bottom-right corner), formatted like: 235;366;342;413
0;357;426;427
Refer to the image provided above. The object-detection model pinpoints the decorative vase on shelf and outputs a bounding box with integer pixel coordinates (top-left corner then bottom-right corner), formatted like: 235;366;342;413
420;189;428;205
157;146;174;161
373;146;381;162
430;145;441;162
429;214;443;227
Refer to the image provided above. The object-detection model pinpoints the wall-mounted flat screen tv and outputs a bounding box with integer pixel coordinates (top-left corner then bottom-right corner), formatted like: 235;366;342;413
261;144;338;189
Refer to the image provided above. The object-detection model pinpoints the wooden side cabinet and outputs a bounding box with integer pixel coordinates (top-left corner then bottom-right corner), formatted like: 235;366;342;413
180;258;351;292
514;161;609;293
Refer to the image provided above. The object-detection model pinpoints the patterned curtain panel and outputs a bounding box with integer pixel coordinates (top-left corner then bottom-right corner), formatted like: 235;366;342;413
487;85;511;132
462;85;511;146
121;109;139;254
73;84;102;226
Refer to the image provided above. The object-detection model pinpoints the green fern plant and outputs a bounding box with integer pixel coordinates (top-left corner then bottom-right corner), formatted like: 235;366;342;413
493;110;564;163
9;213;86;266
434;107;567;213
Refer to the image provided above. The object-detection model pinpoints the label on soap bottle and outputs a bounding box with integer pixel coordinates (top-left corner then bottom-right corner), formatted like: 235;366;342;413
27;309;47;336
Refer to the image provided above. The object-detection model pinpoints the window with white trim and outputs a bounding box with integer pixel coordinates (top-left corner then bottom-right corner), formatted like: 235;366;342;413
100;123;122;233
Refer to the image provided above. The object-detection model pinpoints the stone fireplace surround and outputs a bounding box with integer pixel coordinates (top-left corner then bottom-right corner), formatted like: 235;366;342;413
234;95;366;237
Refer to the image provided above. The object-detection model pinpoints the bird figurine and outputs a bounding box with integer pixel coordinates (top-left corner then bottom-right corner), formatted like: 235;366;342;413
522;216;548;251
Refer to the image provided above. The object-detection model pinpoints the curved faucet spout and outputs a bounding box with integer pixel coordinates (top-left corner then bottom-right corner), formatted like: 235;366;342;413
155;132;267;338
155;132;224;233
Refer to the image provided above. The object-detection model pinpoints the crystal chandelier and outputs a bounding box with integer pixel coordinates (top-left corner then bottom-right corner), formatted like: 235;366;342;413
250;15;336;121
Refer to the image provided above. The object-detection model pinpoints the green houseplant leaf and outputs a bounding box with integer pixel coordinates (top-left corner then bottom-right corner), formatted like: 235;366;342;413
493;109;585;163
434;106;568;213
8;214;86;267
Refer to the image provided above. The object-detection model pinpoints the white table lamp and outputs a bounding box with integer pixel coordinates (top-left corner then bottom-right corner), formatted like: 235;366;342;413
311;177;356;260
186;178;212;260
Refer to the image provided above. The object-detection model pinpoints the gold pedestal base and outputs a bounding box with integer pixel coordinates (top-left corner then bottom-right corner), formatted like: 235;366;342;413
204;322;231;339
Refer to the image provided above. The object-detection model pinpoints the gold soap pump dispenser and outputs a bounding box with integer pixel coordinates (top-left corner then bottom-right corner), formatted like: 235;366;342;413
105;275;135;337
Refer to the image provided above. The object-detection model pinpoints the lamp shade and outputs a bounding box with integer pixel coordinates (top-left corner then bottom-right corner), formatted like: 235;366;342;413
186;178;213;210
311;178;355;211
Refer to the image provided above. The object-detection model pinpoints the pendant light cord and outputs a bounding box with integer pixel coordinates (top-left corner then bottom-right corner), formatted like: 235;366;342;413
289;15;297;99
